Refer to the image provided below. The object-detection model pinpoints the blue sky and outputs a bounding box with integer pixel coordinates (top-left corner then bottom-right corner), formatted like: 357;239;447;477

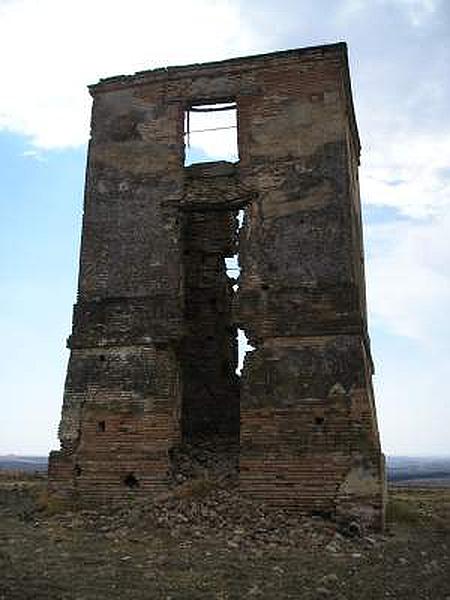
0;0;449;456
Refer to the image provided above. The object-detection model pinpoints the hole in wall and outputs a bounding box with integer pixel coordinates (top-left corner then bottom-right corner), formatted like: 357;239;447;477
184;102;238;166
236;209;245;230
225;254;241;280
96;421;106;433
99;354;106;362
123;473;140;488
224;252;240;293
225;208;245;290
315;416;325;426
311;509;333;519
74;464;82;477
236;328;256;376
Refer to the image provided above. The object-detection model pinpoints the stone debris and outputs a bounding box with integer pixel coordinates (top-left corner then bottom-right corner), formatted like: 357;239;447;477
41;476;385;558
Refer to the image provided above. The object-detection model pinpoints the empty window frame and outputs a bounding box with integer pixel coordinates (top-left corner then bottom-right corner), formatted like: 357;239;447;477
184;102;238;165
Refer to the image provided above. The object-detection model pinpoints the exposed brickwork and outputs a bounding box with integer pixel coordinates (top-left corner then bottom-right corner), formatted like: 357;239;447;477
49;43;386;530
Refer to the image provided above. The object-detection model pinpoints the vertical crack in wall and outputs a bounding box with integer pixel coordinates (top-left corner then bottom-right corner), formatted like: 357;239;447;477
224;208;255;376
236;328;256;376
225;208;244;292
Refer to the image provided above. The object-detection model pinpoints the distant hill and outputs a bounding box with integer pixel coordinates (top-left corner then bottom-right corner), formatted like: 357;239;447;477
387;456;450;485
0;455;48;472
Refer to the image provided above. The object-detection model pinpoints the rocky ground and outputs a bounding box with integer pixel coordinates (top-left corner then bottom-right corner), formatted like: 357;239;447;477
0;467;449;599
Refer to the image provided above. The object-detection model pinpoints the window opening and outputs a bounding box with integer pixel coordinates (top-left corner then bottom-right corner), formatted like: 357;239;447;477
184;102;238;165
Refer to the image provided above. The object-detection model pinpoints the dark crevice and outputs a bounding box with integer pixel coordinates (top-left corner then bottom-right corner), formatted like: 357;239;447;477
123;473;140;488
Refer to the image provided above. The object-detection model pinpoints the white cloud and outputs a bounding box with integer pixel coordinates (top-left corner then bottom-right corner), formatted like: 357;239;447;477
0;0;260;149
338;0;439;27
394;0;439;26
360;133;450;218
365;211;450;344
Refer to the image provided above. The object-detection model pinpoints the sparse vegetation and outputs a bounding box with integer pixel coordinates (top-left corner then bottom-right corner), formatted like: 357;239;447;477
386;495;423;526
0;468;45;481
35;487;73;516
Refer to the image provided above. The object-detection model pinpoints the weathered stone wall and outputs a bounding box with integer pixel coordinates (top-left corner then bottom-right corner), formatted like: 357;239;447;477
49;42;385;530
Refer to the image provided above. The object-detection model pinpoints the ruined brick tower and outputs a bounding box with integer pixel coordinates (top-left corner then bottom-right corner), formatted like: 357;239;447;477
49;43;386;530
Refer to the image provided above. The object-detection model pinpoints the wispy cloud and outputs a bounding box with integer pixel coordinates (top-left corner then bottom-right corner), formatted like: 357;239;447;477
360;134;450;218
22;149;47;162
0;0;260;149
394;0;439;26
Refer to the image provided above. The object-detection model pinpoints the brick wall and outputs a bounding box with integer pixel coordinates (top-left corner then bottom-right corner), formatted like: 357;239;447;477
49;43;385;530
